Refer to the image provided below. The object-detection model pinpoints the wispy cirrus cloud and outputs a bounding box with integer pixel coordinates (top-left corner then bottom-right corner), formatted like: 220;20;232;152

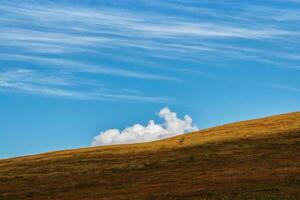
1;1;297;60
0;69;171;102
0;0;299;102
0;54;177;81
267;83;300;92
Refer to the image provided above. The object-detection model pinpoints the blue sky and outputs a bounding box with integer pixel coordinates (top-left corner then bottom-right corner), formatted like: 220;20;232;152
0;0;300;158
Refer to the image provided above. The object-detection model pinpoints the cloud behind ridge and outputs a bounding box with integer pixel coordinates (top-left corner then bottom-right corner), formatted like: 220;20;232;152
91;107;198;146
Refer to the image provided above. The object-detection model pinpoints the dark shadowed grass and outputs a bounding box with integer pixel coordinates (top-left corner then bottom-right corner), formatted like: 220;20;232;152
0;112;299;199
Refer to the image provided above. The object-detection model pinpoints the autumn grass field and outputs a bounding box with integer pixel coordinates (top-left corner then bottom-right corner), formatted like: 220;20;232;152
0;112;300;199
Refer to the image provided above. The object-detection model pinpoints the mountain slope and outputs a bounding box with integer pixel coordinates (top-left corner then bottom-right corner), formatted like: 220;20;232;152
0;112;300;200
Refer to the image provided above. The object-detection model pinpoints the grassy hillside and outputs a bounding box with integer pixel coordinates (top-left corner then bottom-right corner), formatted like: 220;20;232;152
0;112;300;200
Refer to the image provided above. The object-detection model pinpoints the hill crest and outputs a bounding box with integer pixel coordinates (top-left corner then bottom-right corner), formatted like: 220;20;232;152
0;111;299;200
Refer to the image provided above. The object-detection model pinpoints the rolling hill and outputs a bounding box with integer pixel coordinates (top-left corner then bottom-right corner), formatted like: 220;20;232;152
0;112;300;200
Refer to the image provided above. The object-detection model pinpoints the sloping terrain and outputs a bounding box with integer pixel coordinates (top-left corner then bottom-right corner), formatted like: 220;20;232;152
0;112;300;200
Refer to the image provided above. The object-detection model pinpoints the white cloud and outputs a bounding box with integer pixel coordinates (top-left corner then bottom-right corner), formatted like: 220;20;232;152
91;107;198;146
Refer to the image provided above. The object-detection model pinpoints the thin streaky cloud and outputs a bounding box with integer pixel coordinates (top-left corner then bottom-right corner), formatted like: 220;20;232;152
0;0;299;102
267;84;300;92
0;1;298;70
0;54;178;81
0;69;171;103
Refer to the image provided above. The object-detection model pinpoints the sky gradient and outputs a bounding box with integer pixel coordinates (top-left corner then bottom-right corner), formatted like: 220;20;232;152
0;0;300;158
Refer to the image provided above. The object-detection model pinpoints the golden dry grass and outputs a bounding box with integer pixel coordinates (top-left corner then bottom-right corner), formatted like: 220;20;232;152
0;112;300;199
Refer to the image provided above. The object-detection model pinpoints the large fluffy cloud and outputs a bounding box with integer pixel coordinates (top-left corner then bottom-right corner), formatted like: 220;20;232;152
91;107;198;146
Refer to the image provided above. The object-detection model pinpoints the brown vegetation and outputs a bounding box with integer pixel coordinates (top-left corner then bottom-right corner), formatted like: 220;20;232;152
0;112;300;199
